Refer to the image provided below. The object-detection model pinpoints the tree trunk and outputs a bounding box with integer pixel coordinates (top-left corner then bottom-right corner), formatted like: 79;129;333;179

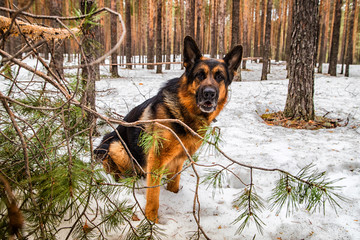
156;0;162;73
284;0;319;121
261;0;272;80
165;0;172;70
285;0;293;76
233;0;242;81
242;0;248;69
110;0;119;77
345;0;357;77
210;0;216;57
180;0;184;69
147;0;155;69
80;0;99;127
186;0;195;38
281;0;287;60
173;0;178;58
259;0;266;58
231;0;240;49
218;0;225;57
318;0;327;73
328;0;343;76
49;0;64;78
326;0;336;63
275;0;282;62
196;0;202;49
254;0;260;57
340;0;350;74
125;0;132;69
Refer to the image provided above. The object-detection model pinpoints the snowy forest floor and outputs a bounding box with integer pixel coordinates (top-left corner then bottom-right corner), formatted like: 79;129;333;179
91;61;360;240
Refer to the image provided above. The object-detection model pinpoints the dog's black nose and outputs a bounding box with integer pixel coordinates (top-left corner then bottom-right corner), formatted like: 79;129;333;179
202;87;217;100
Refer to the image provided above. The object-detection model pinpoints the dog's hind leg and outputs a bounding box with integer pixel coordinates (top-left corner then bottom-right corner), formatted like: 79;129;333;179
165;157;186;193
105;141;133;177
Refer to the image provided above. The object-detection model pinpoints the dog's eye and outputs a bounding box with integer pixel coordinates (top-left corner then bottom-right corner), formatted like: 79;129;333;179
196;71;206;80
215;72;225;82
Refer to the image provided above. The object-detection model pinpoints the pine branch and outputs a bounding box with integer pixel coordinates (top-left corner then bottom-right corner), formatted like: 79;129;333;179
269;164;347;216
232;169;265;235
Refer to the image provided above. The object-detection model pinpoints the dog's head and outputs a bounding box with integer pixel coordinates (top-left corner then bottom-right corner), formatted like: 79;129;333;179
182;36;243;114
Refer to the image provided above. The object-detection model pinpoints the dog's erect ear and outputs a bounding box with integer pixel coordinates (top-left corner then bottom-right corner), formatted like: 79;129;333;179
223;45;243;80
183;36;202;70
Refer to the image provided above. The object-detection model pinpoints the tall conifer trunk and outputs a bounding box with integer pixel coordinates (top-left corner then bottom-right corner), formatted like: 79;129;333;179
110;0;119;77
318;0;327;73
242;0;248;70
261;0;272;80
147;0;155;69
49;0;64;78
231;0;240;49
156;0;162;73
345;0;357;77
328;0;343;76
125;0;132;69
284;0;319;121
80;0;99;127
275;0;283;62
218;0;225;57
259;0;266;58
340;0;350;74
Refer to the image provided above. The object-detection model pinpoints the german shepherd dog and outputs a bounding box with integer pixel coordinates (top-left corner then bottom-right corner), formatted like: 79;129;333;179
94;36;242;222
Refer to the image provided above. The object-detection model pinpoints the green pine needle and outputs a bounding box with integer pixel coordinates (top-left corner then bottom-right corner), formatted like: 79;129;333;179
232;186;266;235
269;164;347;216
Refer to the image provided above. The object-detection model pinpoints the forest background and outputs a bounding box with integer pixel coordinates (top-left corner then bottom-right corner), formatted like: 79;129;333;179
1;0;359;73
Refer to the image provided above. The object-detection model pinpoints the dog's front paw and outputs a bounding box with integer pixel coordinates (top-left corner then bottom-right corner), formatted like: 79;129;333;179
145;208;159;223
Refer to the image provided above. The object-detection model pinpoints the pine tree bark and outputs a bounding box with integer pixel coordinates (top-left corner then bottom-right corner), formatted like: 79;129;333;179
165;0;172;70
147;0;155;69
196;0;202;49
125;0;132;69
156;0;162;73
328;0;343;76
173;0;179;57
231;0;240;49
180;0;184;69
254;0;260;57
80;0;99;127
242;0;249;69
340;0;350;74
110;0;119;77
345;0;357;77
284;0;319;121
259;0;266;58
49;0;64;78
285;0;293;75
318;0;327;73
281;0;287;60
210;0;216;57
326;0;336;63
275;0;282;62
186;0;195;38
261;0;272;80
218;0;225;57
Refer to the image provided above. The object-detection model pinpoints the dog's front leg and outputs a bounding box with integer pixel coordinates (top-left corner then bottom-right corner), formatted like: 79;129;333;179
145;151;162;223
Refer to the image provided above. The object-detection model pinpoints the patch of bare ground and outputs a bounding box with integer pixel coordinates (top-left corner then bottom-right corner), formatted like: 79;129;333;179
260;111;345;130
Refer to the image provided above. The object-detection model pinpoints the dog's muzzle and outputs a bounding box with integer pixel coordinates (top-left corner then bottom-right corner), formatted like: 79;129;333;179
197;86;218;113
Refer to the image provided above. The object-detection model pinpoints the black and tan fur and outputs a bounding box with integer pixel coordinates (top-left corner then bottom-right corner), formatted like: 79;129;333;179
94;36;242;222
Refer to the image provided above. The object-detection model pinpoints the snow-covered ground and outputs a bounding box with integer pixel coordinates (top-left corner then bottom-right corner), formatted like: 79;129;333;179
94;62;360;240
2;58;359;239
